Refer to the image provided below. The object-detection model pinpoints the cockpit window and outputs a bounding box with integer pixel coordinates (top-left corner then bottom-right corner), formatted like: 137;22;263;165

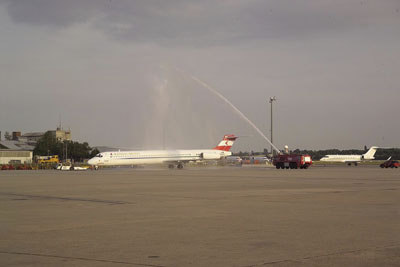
95;153;103;158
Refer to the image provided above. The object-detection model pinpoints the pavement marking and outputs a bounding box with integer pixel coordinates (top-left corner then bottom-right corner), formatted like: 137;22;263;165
0;251;167;267
0;192;132;205
242;243;400;266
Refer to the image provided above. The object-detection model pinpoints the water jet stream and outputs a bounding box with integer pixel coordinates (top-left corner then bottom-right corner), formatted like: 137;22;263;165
173;67;281;154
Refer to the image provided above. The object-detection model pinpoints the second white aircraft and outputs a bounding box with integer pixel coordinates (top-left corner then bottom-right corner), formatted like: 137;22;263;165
320;146;378;166
88;134;238;169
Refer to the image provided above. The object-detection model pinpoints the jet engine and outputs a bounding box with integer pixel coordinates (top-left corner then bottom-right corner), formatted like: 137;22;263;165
200;152;221;160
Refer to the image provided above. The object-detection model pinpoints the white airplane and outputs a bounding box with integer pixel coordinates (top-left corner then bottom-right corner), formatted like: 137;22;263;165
88;134;238;169
320;146;378;166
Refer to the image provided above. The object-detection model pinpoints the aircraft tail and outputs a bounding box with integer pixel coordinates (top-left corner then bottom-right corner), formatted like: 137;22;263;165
213;134;238;151
362;146;378;160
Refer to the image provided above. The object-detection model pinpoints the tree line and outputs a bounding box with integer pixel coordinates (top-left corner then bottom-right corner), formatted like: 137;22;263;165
33;131;99;162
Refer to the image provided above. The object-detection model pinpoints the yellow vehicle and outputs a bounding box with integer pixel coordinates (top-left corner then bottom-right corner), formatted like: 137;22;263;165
37;155;60;164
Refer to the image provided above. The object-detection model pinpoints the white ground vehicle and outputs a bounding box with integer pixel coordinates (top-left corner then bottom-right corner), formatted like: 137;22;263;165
56;163;89;171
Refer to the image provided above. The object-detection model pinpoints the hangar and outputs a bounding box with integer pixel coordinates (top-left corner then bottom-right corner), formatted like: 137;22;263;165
0;150;33;165
0;141;34;165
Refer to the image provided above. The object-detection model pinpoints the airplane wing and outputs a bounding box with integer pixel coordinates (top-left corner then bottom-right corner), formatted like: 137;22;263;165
163;159;196;164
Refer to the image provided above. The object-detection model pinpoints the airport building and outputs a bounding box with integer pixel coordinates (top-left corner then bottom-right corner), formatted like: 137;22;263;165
0;127;71;165
0;140;34;165
0;150;33;165
20;132;45;143
1;128;71;144
19;129;71;144
48;127;71;142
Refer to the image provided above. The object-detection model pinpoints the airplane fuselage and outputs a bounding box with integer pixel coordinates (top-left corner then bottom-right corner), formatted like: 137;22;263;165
319;146;378;164
320;155;363;163
88;149;231;166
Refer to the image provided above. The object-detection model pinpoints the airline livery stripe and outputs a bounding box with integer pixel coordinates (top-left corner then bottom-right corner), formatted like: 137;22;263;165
117;155;202;160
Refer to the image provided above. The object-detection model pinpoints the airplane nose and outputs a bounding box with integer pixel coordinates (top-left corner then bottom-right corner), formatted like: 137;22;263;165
88;158;95;165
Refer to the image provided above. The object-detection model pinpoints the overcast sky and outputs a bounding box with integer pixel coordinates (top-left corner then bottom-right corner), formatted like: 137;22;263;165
0;0;399;152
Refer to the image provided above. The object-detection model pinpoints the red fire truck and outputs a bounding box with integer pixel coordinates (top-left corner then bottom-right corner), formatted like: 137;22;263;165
273;154;312;169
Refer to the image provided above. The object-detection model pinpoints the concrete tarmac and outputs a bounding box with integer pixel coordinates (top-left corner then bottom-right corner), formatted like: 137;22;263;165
0;166;399;266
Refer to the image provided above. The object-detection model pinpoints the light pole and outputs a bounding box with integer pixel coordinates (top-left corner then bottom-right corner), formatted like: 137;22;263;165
269;96;277;156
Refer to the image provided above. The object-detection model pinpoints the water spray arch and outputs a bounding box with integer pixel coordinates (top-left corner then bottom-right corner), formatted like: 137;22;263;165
172;66;281;154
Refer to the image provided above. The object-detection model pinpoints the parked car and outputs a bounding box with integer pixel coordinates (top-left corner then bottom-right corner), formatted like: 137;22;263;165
1;165;15;170
380;160;399;168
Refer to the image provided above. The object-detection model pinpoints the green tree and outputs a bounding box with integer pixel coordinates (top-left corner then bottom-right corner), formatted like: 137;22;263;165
34;132;97;162
33;131;59;156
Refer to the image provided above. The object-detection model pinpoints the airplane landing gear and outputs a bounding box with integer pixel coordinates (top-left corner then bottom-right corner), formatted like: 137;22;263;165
177;163;184;169
168;164;175;169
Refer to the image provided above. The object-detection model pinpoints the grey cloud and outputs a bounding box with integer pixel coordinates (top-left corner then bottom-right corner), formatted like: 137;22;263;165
1;0;105;27
2;0;400;45
1;1;400;150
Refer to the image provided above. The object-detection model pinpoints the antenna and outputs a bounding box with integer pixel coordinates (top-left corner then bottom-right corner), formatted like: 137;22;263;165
269;96;277;156
58;113;62;130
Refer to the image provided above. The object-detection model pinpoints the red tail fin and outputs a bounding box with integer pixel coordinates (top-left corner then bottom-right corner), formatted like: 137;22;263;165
213;134;238;151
